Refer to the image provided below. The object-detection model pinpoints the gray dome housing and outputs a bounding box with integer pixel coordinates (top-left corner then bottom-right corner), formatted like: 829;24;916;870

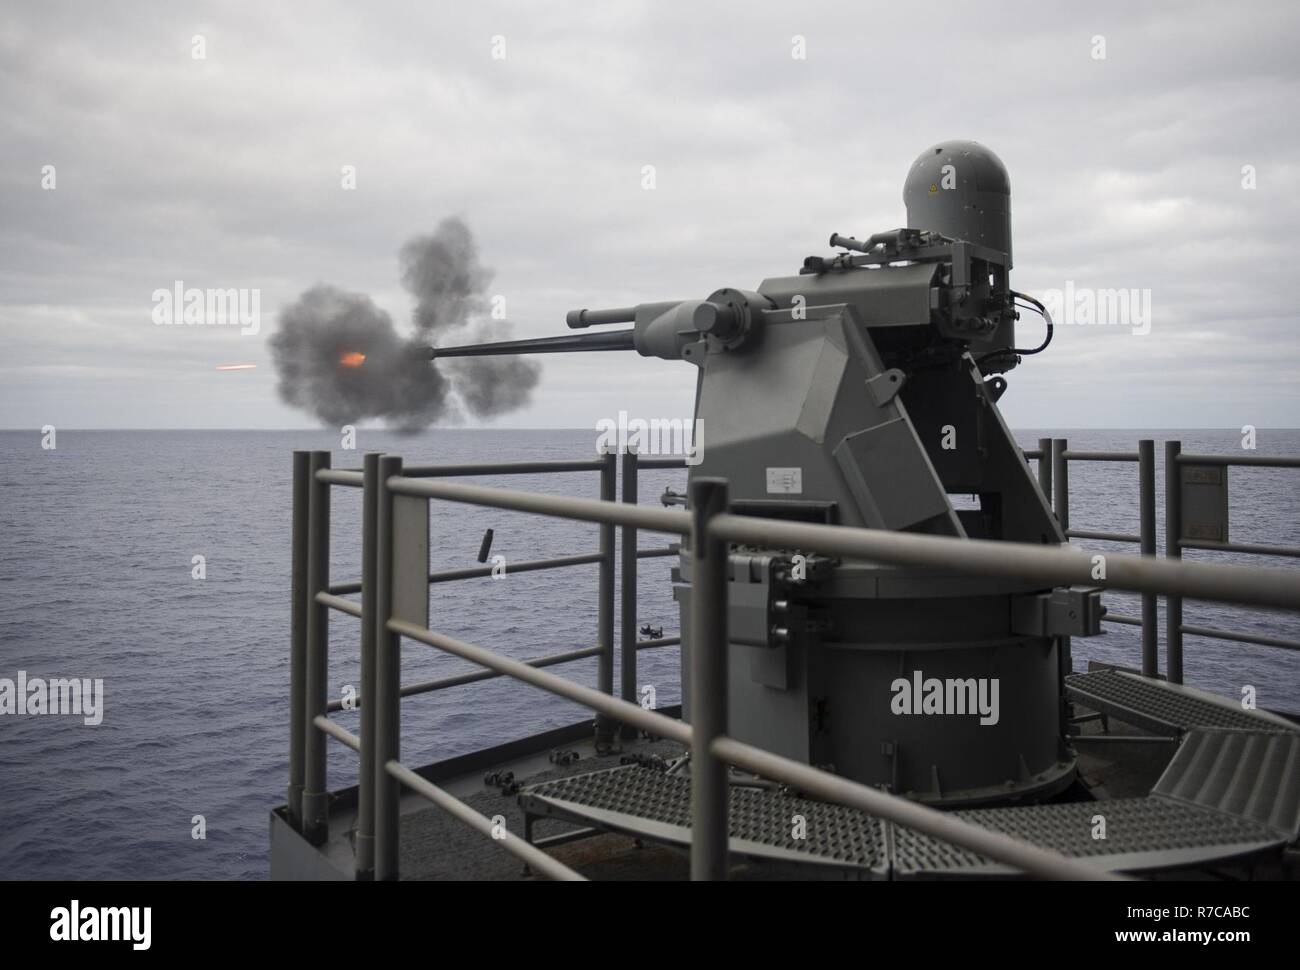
903;140;1012;268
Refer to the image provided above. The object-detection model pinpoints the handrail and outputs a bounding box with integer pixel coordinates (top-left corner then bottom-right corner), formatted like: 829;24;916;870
707;510;1298;611
388;476;690;533
378;618;1116;881
388;618;693;744
371;474;1300;880
329;551;605;596
1175;453;1300;468
323;643;604;712
1043;438;1300;682
293;442;1300;883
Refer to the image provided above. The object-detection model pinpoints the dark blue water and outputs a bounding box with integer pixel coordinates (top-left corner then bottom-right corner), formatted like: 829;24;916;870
1;429;1297;879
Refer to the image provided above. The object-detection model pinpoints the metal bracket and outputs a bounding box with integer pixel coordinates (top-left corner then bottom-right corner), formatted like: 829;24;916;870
1011;586;1105;638
729;553;804;649
865;368;907;407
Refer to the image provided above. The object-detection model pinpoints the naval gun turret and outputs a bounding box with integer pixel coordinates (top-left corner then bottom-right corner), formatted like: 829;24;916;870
430;141;1100;806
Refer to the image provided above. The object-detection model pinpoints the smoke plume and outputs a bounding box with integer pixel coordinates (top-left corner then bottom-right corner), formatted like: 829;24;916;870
270;218;540;429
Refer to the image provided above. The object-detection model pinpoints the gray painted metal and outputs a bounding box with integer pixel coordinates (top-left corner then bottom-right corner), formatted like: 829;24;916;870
288;451;308;831
1176;453;1300;468
715;739;1119;880
402;458;605;477
1182;539;1300;559
619;449;639;737
327;645;603;712
1103;611;1143;627
302;450;330;845
1067;529;1139;543
520;764;889;875
1179;623;1300;652
357;453;379;878
1065;669;1300;736
690;479;730;879
1152;729;1300;840
385;761;585;881
706;513;1300;611
1138;440;1159;677
1165;441;1185;683
892;797;1283;879
313;714;359;752
520;726;1298;879
1036;436;1052;501
389;476;690;535
1053;440;1073;738
391;494;430;630
903;140;1013;266
316;468;363;487
329;551;604;596
595;451;617;750
429;328;636;358
374;454;402;880
388;618;693;746
1060;450;1140;462
315;591;361;617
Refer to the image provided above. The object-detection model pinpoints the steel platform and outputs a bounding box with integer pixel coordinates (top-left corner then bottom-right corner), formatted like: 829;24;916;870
519;763;889;877
519;728;1300;878
1065;668;1300;736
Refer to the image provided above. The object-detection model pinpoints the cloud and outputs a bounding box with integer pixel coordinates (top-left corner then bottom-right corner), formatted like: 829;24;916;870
1;0;1298;428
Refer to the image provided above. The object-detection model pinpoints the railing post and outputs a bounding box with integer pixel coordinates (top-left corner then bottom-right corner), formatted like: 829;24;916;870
1165;440;1184;685
302;450;331;845
288;450;309;831
1051;438;1069;535
619;447;639;739
1138;439;1159;678
1051;439;1072;727
689;477;730;881
355;452;380;879
1037;436;1052;505
594;448;618;752
374;454;403;880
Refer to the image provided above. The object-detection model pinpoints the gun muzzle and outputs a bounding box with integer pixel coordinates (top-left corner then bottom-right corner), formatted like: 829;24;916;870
566;306;638;329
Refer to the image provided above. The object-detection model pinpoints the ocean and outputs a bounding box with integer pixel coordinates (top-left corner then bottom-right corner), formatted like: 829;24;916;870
1;428;1297;879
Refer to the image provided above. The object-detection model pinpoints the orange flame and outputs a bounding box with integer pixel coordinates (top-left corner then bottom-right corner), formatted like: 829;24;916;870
339;351;366;368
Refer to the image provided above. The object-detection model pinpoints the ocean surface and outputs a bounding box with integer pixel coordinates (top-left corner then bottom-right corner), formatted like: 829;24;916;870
1;428;1297;880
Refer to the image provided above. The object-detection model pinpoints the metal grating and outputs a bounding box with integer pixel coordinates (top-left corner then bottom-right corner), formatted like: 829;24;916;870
891;796;1284;879
1065;669;1299;735
522;727;1298;879
520;765;888;874
1153;728;1300;840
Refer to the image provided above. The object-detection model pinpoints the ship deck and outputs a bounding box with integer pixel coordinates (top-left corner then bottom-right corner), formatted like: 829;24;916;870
271;673;1300;881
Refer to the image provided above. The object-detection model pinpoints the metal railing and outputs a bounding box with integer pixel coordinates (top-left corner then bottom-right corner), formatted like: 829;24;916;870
287;442;1300;882
1024;438;1300;684
1164;444;1300;683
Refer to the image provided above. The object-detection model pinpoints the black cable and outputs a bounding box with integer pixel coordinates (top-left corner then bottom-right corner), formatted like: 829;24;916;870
1010;290;1053;355
972;289;1053;363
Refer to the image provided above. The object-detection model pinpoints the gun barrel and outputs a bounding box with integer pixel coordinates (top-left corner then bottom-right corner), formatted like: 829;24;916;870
429;328;636;359
566;306;639;329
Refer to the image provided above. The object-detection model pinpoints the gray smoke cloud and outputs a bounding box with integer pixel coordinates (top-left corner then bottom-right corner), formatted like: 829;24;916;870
270;218;540;429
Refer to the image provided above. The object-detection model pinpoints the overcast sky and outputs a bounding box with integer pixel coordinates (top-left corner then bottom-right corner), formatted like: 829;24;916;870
2;1;1297;429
